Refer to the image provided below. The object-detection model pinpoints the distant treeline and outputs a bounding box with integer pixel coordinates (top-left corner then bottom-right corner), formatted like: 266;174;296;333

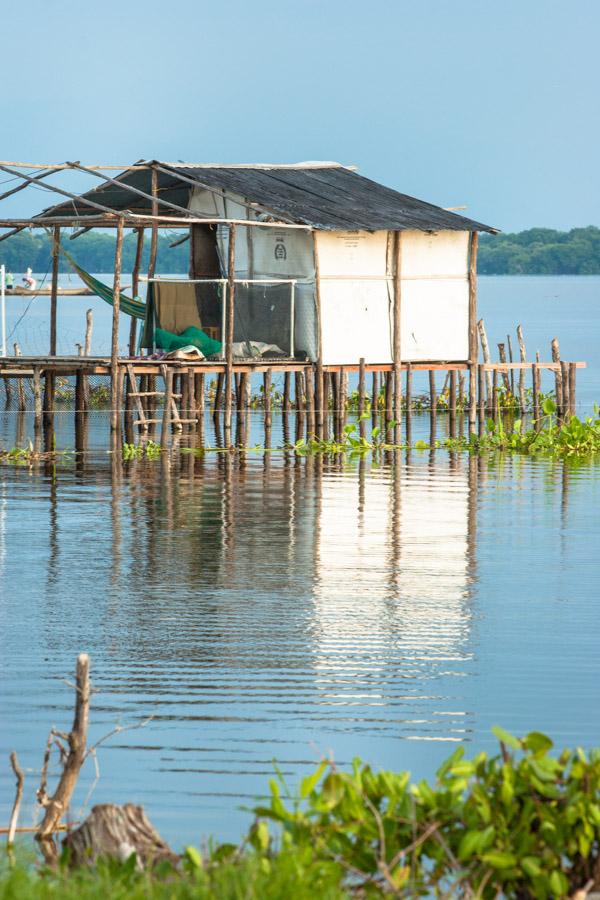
0;230;190;274
479;226;600;275
2;225;600;276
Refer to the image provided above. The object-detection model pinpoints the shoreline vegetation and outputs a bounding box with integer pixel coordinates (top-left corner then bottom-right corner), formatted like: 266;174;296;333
1;227;600;276
3;653;600;898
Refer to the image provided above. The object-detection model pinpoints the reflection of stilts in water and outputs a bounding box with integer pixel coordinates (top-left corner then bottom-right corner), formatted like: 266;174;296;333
47;472;59;589
110;432;122;588
311;457;475;725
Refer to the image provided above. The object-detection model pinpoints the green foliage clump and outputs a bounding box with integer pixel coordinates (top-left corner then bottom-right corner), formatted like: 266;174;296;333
479;225;600;275
4;729;600;898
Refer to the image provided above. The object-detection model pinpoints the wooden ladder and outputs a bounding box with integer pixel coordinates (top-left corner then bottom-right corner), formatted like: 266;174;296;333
126;364;197;438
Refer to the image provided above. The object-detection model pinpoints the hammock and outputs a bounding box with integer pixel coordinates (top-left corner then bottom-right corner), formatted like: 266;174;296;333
63;249;147;320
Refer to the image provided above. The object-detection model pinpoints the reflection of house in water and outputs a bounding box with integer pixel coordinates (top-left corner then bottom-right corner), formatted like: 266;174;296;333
310;458;476;735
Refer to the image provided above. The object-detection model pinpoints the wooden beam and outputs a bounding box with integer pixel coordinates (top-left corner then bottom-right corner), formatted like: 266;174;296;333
0;226;27;243
110;218;124;431
65;161;207;221
0;164;69;203
0;163;126;218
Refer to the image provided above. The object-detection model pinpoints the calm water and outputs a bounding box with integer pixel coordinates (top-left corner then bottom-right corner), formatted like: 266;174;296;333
0;276;599;848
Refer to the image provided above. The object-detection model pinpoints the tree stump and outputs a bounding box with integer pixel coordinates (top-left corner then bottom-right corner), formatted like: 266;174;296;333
63;803;178;869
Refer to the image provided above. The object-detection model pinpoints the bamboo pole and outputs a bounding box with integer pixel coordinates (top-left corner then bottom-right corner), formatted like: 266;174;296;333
468;232;478;431
110;218;124;431
224;225;236;434
517;325;527;413
129;228;144;356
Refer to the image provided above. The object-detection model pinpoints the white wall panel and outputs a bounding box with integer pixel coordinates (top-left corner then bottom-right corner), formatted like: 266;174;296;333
400;230;469;278
401;278;469;360
321;280;392;364
317;231;388;277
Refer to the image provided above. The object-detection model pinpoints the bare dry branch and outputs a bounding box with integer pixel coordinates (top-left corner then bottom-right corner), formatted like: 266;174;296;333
7;752;24;845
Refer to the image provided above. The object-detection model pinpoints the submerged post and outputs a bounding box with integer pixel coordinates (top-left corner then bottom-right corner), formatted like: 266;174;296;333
110;218;124;432
224;224;236;436
468;232;478;431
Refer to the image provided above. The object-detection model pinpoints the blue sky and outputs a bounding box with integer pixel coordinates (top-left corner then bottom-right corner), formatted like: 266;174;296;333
0;0;597;230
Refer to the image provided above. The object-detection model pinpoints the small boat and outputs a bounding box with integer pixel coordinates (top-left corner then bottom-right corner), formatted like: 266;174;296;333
8;284;130;297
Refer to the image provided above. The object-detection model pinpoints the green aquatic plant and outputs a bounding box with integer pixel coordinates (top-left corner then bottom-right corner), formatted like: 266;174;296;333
292;418;401;456
4;729;600;898
122;441;162;460
0;441;72;467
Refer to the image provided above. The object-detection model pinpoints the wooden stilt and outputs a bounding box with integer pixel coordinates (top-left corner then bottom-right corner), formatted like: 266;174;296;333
110;218;124;432
392;231;402;444
551;338;563;418
477;364;485;432
330;371;339;439
264;368;272;429
405;363;413;444
315;361;324;437
358;357;366;440
468;233;478;431
33;366;42;431
129;227;144;356
384;371;393;425
497;343;511;392
13;344;25;411
492;369;499;423
568;362;576;417
507;334;515;397
283;371;291;413
305;365;315;437
429;370;437;415
561;361;570;418
371;371;379;427
214;373;224;412
449;369;457;437
322;371;330;441
532;363;541;430
50;225;60;357
224;224;236;437
517;325;527;413
3;375;12;408
294;371;304;411
160;365;173;448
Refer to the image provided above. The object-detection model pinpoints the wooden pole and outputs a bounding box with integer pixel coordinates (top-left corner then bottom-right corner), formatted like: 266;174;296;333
497;343;511;391
13;343;25;411
160;364;173;448
492;368;499;423
532;363;541;430
392;231;402;443
224;225;236;435
33;366;42;431
50;225;60;356
384;371;393;424
551;338;563;418
110;218;124;431
405;363;413;443
560;360;570;419
568;362;576;417
468;232;478;431
516;325;527;413
322;372;330;441
305;365;315;437
477;364;485;432
507;333;515;396
283;371;291;413
371;371;379;428
449;369;457;436
129;227;144;356
263;368;272;429
294;371;304;411
148;168;159;280
312;232;324;438
477;318;493;408
429;370;437;415
358;357;366;440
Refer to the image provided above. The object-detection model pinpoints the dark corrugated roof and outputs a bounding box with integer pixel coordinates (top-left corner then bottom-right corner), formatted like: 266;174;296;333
36;161;497;233
167;164;496;232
